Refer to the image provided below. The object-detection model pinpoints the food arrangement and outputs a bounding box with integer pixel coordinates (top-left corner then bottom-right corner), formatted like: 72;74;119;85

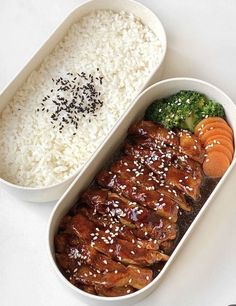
146;90;234;177
54;91;234;297
0;10;163;188
1;0;235;304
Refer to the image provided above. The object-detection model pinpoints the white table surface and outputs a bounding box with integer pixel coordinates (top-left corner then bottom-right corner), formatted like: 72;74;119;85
1;1;236;305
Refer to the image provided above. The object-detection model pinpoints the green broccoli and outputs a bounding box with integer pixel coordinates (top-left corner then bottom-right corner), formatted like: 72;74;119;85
145;90;225;132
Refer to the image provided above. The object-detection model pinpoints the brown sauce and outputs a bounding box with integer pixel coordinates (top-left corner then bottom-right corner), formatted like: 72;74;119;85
151;177;219;278
177;176;219;243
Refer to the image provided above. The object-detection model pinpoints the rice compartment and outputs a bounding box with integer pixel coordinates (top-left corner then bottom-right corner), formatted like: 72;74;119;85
0;10;163;187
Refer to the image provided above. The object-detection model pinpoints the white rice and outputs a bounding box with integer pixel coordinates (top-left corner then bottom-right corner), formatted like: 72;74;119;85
0;10;163;187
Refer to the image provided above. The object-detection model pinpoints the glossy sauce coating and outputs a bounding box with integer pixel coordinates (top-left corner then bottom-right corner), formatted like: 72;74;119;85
54;121;220;297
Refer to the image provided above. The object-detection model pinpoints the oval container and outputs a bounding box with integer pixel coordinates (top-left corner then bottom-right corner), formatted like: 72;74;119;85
0;0;167;202
48;77;236;306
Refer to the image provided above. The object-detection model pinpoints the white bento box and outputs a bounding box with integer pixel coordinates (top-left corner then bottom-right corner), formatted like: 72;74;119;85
0;0;167;202
48;78;236;306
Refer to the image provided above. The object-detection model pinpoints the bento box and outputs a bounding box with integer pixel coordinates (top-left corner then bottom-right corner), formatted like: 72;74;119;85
0;0;166;202
48;78;236;306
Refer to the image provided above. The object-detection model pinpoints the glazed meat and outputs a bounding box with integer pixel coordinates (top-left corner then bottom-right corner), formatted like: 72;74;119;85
123;144;202;200
55;119;208;297
111;154;191;209
81;189;177;246
70;265;152;291
55;233;153;290
71;213;169;266
128;120;179;147
81;188;151;224
178;130;205;164
80;206;161;250
165;166;201;200
128;120;205;163
96;168;190;215
81;285;98;295
111;156;182;217
126;138;203;179
95;285;135;297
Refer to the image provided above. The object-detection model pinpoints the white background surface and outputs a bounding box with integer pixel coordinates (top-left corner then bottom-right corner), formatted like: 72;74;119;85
0;1;236;305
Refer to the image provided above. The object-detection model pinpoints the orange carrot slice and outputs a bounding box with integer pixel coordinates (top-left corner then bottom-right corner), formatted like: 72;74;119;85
201;122;233;136
200;128;232;146
205;137;234;154
203;151;230;178
194;117;226;136
205;143;232;162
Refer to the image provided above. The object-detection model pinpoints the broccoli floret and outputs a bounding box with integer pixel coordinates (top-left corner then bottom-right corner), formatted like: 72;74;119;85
200;99;225;118
145;90;225;132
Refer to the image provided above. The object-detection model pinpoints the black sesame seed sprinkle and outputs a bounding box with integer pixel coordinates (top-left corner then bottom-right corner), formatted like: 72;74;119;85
37;70;104;135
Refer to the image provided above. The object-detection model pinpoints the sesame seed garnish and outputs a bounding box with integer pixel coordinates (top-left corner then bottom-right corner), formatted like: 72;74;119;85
37;71;104;135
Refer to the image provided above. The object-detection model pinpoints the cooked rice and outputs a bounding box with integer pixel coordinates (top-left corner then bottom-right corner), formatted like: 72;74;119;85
0;10;163;187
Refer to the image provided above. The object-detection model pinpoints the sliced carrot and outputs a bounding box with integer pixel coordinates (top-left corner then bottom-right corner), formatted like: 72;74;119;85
205;143;232;162
200;128;232;146
194;117;226;136
201;122;233;136
203;151;230;178
205;137;234;154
